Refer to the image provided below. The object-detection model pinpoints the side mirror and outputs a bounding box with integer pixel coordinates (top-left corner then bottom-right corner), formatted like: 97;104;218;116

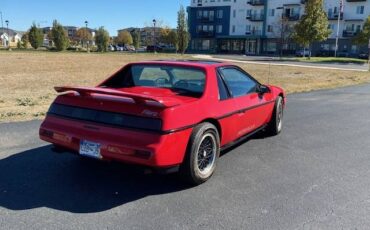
257;85;270;94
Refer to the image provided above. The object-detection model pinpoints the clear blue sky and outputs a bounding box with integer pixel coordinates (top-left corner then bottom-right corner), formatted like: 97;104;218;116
0;0;189;35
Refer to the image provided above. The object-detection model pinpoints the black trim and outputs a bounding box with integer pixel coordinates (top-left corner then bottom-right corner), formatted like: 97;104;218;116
220;125;267;151
48;103;162;132
48;100;274;135
215;100;275;120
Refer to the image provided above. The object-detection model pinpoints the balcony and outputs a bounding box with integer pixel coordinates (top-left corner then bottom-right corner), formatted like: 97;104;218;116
248;14;265;21
283;13;300;21
327;12;343;20
198;31;215;38
342;30;361;37
245;30;262;37
247;0;265;6
300;0;307;3
198;16;215;22
346;0;366;2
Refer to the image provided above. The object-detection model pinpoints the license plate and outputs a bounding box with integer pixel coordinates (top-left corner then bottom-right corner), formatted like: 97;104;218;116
79;140;102;159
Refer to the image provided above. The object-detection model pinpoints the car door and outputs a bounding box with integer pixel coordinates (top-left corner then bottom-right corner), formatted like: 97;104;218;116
219;67;273;138
214;72;240;146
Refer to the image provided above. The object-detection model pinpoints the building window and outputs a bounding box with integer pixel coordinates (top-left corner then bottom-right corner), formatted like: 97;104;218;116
209;11;215;21
267;25;273;32
217;10;223;19
268;9;275;17
356;6;364;14
246;25;251;32
232;25;236;33
217;25;223;33
233;10;236;18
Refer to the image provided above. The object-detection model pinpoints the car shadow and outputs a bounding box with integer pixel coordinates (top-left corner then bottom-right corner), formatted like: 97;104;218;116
0;145;191;213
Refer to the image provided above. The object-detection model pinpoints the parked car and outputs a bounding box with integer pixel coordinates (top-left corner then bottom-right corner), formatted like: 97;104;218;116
124;45;136;51
137;46;147;52
146;45;163;52
316;50;335;57
358;53;369;60
295;49;311;57
39;60;286;185
108;45;115;52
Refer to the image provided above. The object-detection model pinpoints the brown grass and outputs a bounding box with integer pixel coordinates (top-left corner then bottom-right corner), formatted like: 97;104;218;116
0;51;369;122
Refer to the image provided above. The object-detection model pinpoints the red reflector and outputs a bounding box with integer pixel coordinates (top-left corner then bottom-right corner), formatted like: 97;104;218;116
40;129;53;138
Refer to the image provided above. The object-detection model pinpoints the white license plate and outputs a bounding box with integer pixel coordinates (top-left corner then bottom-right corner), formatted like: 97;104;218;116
79;140;102;159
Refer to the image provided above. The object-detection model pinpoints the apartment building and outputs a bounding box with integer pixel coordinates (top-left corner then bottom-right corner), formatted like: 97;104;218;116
188;0;369;56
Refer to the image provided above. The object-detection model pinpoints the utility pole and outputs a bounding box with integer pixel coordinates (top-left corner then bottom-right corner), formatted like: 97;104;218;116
5;19;9;49
276;7;284;59
85;21;89;53
334;0;343;58
152;19;157;53
368;38;370;71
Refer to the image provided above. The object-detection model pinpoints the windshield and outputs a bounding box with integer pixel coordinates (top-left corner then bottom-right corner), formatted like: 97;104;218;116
102;65;206;97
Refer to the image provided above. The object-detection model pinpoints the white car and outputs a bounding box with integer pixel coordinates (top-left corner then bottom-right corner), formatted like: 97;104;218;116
295;49;311;57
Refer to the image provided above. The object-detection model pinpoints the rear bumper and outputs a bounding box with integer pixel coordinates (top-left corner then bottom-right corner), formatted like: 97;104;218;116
39;115;192;167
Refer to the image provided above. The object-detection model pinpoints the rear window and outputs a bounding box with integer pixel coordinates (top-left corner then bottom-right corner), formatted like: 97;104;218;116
102;65;206;97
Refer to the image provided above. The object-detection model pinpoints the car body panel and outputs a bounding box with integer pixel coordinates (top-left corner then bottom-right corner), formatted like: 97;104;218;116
39;60;285;168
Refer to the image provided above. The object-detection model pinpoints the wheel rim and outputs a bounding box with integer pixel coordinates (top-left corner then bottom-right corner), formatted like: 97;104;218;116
277;100;283;131
196;133;217;176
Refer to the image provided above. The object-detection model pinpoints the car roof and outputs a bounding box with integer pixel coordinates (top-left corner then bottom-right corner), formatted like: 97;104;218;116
128;59;232;68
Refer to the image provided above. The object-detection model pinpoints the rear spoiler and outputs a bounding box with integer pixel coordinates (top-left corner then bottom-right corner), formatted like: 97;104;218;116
54;86;180;108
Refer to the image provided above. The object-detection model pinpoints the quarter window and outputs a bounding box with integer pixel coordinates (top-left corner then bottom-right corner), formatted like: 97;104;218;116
219;68;258;97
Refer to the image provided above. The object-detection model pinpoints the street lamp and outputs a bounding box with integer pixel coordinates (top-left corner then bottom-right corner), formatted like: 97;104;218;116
276;7;284;59
5;20;9;48
153;19;156;52
85;20;89;52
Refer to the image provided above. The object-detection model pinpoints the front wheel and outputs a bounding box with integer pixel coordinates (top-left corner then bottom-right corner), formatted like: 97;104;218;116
266;96;284;136
180;123;220;185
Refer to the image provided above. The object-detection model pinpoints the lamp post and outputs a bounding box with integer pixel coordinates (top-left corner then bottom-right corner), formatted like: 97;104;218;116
85;20;89;53
152;19;156;52
276;7;284;59
5;20;10;49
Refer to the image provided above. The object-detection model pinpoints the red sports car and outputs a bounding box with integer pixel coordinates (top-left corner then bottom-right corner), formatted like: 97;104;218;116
39;60;286;184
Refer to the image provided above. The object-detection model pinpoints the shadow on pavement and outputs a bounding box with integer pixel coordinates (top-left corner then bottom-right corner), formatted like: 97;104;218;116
0;145;191;213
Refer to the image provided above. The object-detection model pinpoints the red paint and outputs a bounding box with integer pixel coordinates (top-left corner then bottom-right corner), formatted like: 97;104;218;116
39;61;285;168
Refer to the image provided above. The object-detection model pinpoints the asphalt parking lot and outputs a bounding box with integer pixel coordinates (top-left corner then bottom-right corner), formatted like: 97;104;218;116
1;84;370;230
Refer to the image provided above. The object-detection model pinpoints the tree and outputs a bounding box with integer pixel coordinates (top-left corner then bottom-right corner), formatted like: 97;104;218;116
177;5;190;54
76;28;92;47
168;30;178;50
116;30;133;45
95;26;109;52
273;17;295;58
131;30;141;49
21;33;29;48
28;23;43;49
159;27;172;44
292;0;331;59
354;16;370;45
51;20;69;51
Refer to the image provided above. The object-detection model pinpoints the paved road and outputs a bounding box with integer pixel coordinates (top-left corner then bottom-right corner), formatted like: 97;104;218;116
207;54;369;72
1;84;370;229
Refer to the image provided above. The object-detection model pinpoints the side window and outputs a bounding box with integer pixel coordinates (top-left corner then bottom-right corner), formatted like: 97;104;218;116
217;73;229;100
220;68;257;97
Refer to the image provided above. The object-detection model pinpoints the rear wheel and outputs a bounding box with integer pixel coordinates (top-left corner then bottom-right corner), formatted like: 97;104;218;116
180;123;220;185
266;96;284;136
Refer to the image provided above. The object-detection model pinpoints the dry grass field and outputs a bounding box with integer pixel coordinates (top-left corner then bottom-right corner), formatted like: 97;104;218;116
0;51;369;122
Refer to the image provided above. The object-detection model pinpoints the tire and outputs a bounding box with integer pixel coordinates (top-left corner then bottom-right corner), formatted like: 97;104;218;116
266;96;284;136
180;122;220;185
